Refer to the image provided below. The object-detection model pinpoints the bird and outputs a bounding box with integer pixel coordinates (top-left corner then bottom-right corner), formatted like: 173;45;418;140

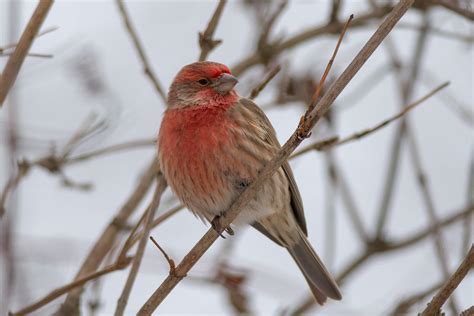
158;61;342;304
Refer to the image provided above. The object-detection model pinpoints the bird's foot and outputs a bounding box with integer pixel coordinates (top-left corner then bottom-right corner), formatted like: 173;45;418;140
211;216;234;238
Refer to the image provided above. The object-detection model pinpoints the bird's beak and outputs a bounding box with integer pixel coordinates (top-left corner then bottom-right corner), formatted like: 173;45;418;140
214;73;238;95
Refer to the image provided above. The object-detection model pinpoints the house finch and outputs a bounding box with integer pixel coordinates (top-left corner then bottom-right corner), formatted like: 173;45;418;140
158;61;342;304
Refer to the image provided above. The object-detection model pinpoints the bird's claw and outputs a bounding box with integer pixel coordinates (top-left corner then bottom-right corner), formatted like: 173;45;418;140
211;216;234;238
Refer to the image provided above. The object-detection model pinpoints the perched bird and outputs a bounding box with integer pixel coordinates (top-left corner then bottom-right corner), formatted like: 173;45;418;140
158;61;342;304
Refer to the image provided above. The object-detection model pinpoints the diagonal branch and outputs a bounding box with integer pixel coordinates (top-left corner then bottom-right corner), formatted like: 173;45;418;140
138;1;415;313
377;11;458;313
432;0;474;20
420;245;474;316
114;175;167;316
390;281;442;315
198;0;227;61
115;0;167;103
0;25;58;53
374;12;429;238
249;65;281;100
9;257;133;316
291;81;449;158
0;0;54;107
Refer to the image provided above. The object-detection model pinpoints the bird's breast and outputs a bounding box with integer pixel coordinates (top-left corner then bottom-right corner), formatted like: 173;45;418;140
158;106;240;216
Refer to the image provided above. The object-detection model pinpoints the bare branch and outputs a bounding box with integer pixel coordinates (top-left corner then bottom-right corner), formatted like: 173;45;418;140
0;52;53;58
374;13;430;238
0;25;58;53
396;22;474;42
150;236;176;276
390;281;442;315
10;257;133;316
0;162;28;217
114;175;167;316
306;14;353;116
249;65;281;100
115;0;167;103
256;0;288;64
67;138;155;165
198;0;227;61
125;204;184;253
420;245;474;315
291;81;449;158
407;122;458;312
432;0;474;20
0;0;54;107
329;0;343;23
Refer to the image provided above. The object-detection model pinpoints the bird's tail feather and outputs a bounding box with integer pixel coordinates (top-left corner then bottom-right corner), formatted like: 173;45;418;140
287;230;342;304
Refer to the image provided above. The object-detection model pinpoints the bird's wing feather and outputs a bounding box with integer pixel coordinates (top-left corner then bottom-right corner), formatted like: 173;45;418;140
238;98;308;236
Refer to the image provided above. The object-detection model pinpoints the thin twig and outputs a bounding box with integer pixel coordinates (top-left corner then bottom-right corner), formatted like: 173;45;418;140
115;0;167;102
125;204;185;253
256;0;288;63
390;281;442;315
406;122;456;311
333;160;369;242
335;82;449;146
0;52;53;58
67;138;155;164
198;0;227;61
374;13;429;238
249;65;281;100
432;0;474;21
307;14;353;114
0;0;54;107
0;167;27;217
114;175;167;316
0;25;58;53
291;81;449;158
138;2;415;313
395;22;474;42
420;69;474;127
116;204;149;263
150;236;176;275
420;245;474;316
9;257;133;316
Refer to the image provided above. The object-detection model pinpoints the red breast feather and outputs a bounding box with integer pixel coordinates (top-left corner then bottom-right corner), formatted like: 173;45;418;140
158;102;239;220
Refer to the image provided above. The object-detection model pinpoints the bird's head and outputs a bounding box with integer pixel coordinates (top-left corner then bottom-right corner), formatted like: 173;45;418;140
168;61;239;109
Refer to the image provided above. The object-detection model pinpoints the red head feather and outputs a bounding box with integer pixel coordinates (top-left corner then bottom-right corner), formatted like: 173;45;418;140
168;61;238;108
174;62;231;83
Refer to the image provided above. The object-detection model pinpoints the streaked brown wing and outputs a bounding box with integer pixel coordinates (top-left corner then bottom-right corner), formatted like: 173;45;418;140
239;98;308;236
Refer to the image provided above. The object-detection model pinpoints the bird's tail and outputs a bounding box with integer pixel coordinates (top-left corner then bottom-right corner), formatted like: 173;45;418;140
287;229;342;305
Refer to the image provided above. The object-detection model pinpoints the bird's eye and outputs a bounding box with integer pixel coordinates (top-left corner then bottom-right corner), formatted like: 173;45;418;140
198;78;210;86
